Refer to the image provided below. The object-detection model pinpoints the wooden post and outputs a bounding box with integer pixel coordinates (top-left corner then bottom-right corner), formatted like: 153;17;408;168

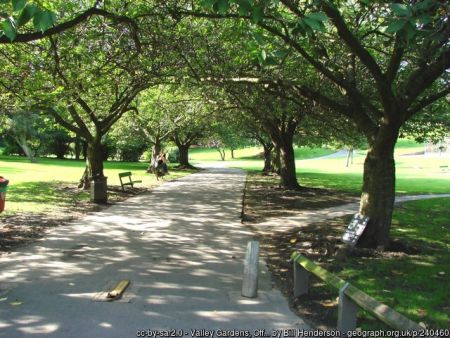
337;282;358;333
242;241;260;298
293;260;310;297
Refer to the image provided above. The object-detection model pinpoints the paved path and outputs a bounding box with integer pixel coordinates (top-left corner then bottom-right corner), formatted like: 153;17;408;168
0;167;306;338
252;194;450;235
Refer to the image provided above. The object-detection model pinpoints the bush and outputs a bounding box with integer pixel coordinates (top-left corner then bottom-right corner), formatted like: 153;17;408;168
168;147;179;163
117;143;147;162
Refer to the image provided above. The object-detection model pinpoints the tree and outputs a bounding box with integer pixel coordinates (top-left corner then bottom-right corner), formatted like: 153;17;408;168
0;1;139;45
187;0;450;248
1;109;41;162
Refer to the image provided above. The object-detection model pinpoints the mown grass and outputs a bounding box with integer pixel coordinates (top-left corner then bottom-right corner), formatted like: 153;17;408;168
190;142;449;194
338;198;450;329
0;156;191;215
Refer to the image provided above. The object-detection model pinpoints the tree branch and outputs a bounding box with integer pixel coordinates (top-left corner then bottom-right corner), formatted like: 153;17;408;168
0;7;140;51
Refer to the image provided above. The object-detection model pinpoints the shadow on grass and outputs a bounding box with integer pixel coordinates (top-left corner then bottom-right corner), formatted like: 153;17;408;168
7;181;89;206
298;171;363;193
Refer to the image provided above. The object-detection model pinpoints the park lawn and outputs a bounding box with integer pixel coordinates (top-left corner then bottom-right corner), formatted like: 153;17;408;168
337;198;450;329
189;146;335;162
0;155;190;215
296;154;450;194
190;140;449;195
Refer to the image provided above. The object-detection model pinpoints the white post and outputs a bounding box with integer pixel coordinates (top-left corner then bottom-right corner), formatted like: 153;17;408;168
293;261;310;297
242;241;260;298
337;282;358;333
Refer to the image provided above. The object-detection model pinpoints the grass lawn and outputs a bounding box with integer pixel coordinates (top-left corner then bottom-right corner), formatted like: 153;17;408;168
338;198;450;329
190;141;449;195
0;155;191;215
245;171;449;330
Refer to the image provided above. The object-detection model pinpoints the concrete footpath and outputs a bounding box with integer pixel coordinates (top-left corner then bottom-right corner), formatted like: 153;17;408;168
0;167;307;338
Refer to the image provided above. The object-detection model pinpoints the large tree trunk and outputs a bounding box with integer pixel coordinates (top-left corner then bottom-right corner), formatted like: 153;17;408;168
358;127;399;249
265;121;300;190
279;141;300;189
262;143;273;172
87;140;104;178
178;144;190;167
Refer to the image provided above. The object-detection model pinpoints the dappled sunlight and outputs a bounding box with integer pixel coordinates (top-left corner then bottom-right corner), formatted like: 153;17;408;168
0;167;305;336
18;323;59;334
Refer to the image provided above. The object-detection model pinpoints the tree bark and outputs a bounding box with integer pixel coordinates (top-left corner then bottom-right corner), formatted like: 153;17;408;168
279;141;300;189
87;140;104;178
147;139;162;172
265;119;300;190
271;145;281;175
178;144;190;167
358;127;399;249
262;143;273;172
74;136;81;160
231;148;235;159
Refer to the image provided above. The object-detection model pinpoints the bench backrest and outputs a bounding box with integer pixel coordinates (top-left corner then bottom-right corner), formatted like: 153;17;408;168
119;172;132;178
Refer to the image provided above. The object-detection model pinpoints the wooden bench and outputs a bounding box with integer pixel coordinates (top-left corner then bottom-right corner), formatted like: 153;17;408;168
118;172;142;191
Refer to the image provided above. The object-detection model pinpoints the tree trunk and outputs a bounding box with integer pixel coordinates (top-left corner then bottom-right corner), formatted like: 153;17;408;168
74;136;81;160
178;144;190;167
266;123;300;190
271;146;281;175
15;136;37;163
217;148;226;161
279;141;300;190
262;144;273;172
87;140;104;178
358;128;399;250
231;148;235;159
147;140;162;172
82;141;88;160
346;147;354;167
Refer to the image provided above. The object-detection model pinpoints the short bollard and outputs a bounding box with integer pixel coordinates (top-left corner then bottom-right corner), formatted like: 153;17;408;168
337;282;358;333
242;240;260;298
293;260;310;297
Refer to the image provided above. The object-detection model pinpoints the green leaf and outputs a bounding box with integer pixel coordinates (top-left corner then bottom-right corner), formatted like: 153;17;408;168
265;56;278;66
216;0;230;13
414;0;433;12
200;0;216;9
417;14;432;26
252;31;264;44
308;12;328;22
391;3;409;17
385;19;407;34
250;6;263;24
17;4;37;26
237;0;252;16
12;0;27;12
260;49;267;61
33;9;55;32
1;18;17;41
303;17;326;32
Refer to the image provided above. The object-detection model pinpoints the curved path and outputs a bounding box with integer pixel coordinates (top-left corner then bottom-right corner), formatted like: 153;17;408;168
251;193;450;235
0;167;306;338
